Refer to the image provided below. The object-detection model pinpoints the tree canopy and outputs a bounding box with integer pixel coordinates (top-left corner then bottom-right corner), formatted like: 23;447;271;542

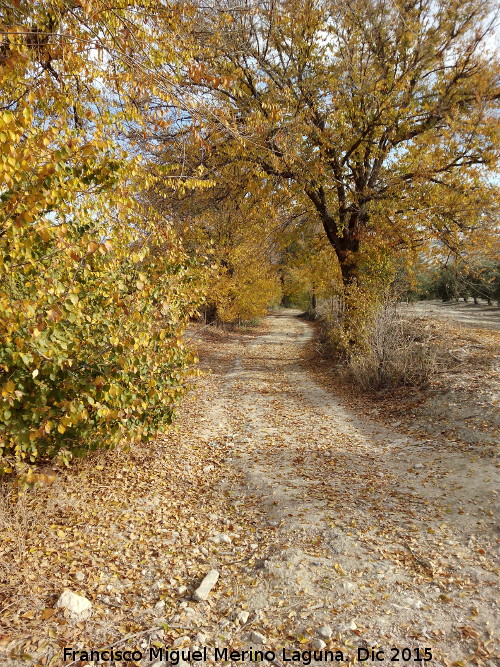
1;0;499;465
165;0;500;283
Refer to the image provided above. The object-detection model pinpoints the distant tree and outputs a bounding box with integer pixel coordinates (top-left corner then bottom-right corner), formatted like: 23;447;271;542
425;259;500;304
432;266;463;301
469;261;500;304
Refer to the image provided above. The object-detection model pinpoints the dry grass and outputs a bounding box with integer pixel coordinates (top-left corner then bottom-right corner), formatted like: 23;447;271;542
347;305;443;390
0;477;81;576
321;302;448;391
309;306;499;454
0;486;41;563
0;484;50;607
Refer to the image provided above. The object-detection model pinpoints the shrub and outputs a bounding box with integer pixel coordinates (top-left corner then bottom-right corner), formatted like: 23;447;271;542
0;95;204;469
0;192;204;467
0;6;206;469
345;304;439;391
200;239;281;324
320;283;380;360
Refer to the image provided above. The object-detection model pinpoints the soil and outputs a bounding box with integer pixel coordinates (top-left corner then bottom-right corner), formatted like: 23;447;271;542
1;311;498;667
310;302;500;458
402;300;500;332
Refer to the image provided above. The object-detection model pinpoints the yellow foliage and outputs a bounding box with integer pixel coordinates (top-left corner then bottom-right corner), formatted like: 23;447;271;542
0;1;207;467
213;254;282;324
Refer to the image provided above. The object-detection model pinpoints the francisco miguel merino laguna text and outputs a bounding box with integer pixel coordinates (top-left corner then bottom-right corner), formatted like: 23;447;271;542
63;646;350;664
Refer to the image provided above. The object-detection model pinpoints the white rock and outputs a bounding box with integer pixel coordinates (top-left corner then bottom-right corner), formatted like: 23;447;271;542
404;597;424;610
311;639;327;650
56;590;92;620
236;610;250;624
209;533;232;544
317;625;333;639
346;620;357;630
341;581;356;591
203;464;214;473
74;571;85;582
178;585;188;595
193;569;219;601
195;632;207;644
155;600;166;610
177;660;191;667
249;631;266;645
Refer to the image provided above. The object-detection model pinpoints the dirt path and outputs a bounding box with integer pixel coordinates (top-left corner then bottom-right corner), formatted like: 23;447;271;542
1;312;498;667
195;312;499;666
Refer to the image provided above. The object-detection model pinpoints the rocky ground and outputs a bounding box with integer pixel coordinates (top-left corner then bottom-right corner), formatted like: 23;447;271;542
0;311;498;667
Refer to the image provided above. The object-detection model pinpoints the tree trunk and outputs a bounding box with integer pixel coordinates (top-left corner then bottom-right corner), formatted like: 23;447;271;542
310;287;317;313
312;196;362;287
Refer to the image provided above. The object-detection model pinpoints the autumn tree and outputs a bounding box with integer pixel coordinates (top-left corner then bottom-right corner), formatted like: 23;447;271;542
160;0;500;344
280;228;342;313
141;139;285;323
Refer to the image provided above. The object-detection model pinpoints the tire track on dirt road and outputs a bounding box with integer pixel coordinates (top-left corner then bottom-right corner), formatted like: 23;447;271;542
208;311;499;666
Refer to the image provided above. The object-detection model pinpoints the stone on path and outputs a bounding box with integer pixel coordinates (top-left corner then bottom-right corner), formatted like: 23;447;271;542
311;639;327;650
56;590;92;620
403;596;424;610
249;631;266;645
342;581;356;591
317;625;333;639
236;610;249;624
172;635;191;647
209;533;232;544
193;569;220;602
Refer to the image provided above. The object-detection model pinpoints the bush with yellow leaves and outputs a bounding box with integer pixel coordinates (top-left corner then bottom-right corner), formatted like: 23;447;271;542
0;170;204;466
0;3;206;469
